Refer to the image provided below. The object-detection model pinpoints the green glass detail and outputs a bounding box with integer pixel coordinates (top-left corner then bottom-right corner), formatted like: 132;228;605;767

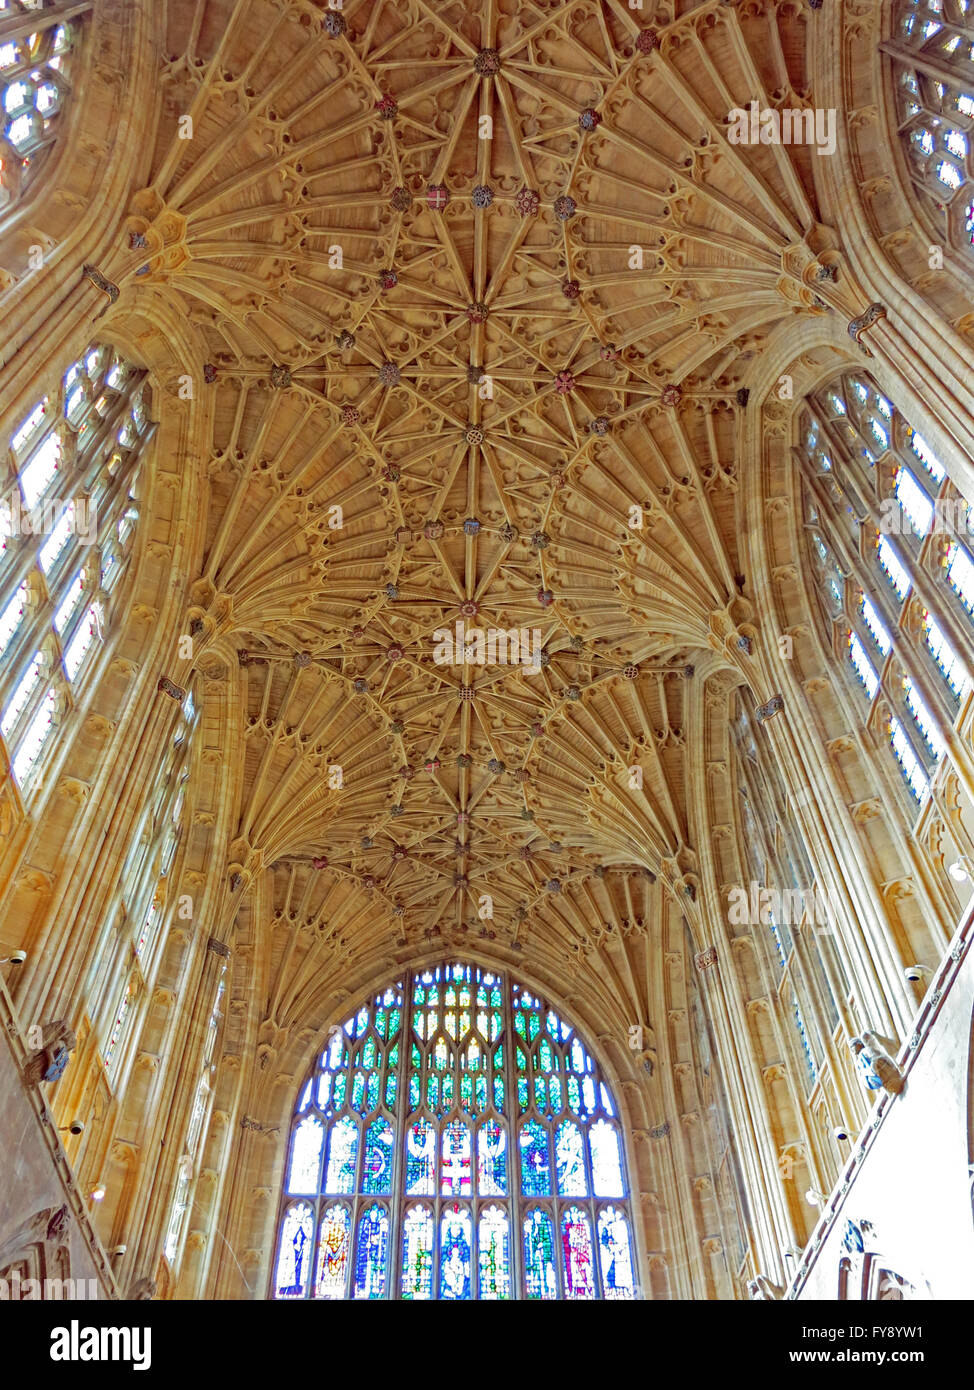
516;1045;526;1071
549;1075;562;1112
366;1070;379;1110
412;1009;424;1038
445;1010;457;1039
528;1012;540;1041
351;1071;366;1111
427;1074;437;1109
567;1076;580;1113
389;1043;399;1068
363;1037;378;1068
460;1073;473;1109
517;1076;529;1109
494;1075;505;1110
409;1074;420;1109
389;1008;401;1038
385;1072;397;1108
490;1011;502;1042
538;1040;554;1072
491;987;501;1007
514;1012;526;1039
475;1073;487;1111
333;1073;347;1106
375;1008;387;1039
534;1076;546;1110
442;1072;454;1108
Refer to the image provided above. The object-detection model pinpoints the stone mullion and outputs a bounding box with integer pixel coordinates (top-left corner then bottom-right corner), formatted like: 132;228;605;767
701;795;795;1282
205;875;274;1300
152;678;246;1297
754;925;830;1208
9;375;201;1038
783;920;859;1160
158;942;231;1300
703;943;794;1287
760;702;913;1038
17;688;180;1030
806;450;974;785
692;697;797;1286
808;449;974;687
763;450;938;1034
730;678;879;1048
879;38;974;93
807;467;974;935
0;2;93;45
646;901;702;1299
100;733;208;1287
660;945;713;1300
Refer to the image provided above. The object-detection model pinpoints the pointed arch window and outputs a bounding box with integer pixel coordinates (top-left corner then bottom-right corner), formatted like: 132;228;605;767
0;2;86;217
885;0;974;255
801;370;972;811
99;688;198;1088
272;962;637;1300
1;342;153;799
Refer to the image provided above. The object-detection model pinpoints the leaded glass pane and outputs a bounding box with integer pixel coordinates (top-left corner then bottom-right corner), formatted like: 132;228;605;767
561;1207;596;1299
401;1206;434;1299
353;1205;389;1299
523;1210;557;1299
439;1205;472;1300
314;1205;351;1299
478;1206;511;1299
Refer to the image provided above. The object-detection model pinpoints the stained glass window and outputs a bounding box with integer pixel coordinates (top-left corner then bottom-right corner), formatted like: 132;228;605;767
273;963;635;1298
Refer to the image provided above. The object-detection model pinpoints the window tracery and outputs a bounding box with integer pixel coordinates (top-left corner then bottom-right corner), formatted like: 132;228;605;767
0;1;83;216
888;0;974;254
163;970;225;1269
273;962;636;1300
1;343;152;800
801;370;971;810
100;689;197;1085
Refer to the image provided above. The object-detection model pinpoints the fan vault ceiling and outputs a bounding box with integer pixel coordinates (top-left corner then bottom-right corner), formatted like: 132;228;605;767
124;0;832;972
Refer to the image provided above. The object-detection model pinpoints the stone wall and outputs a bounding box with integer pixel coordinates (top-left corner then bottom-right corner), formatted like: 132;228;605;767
0;974;116;1299
791;904;974;1300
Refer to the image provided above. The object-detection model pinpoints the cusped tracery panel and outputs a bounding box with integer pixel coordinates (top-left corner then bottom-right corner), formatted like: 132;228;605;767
272;961;637;1299
0;3;81;219
888;0;974;256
